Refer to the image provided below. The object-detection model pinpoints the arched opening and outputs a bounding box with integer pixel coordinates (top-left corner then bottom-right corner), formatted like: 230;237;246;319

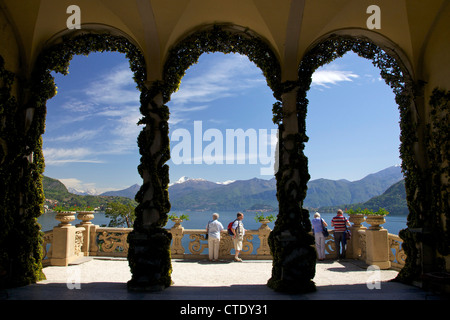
296;33;418;284
304;51;405;222
167;51;278;184
41;51;141;226
127;24;284;291
166;51;278;262
1;32;145;287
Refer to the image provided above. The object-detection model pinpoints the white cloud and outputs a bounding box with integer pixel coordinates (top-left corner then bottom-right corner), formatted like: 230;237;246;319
168;53;266;127
45;128;103;143
61;99;96;113
311;69;359;88
170;54;264;107
57;178;114;195
94;105;141;154
43;147;103;165
84;63;139;105
46;62;142;159
57;178;92;191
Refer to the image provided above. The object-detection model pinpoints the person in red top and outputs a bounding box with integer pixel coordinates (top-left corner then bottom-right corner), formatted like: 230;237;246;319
331;209;351;259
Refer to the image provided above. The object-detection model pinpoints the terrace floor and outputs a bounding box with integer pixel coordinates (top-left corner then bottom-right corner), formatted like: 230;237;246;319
3;257;445;303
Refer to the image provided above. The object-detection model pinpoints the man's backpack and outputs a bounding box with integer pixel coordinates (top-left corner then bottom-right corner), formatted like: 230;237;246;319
227;219;238;235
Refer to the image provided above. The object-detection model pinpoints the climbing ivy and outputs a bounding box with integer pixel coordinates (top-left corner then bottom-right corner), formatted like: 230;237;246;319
0;33;146;288
158;25;283;229
280;34;423;287
0;55;47;287
426;88;450;266
148;24;283;237
268;80;316;293
162;25;282;101
2;25;442;290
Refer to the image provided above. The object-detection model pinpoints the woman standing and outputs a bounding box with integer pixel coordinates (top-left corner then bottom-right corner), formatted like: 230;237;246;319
311;212;328;261
206;213;224;262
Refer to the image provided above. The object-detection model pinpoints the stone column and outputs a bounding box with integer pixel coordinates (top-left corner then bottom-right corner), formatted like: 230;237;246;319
347;214;366;259
170;219;185;257
76;211;95;256
256;220;272;256
365;216;391;269
127;82;172;292
268;85;316;293
51;211;85;266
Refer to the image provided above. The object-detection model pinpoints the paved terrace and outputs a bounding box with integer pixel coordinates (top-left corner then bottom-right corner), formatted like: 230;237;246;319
3;257;444;301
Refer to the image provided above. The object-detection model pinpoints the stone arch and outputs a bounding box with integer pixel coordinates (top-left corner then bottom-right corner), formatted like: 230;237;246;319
0;31;145;287
44;24;145;59
127;23;287;291
293;30;424;285
162;24;282;101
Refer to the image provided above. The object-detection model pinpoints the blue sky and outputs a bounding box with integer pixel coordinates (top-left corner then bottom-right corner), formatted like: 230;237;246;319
43;51;401;194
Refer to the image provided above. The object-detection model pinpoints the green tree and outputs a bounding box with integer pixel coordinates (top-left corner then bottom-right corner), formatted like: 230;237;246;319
105;202;136;228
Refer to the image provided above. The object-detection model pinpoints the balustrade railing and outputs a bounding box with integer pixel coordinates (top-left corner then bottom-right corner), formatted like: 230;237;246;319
388;233;407;270
41;212;405;271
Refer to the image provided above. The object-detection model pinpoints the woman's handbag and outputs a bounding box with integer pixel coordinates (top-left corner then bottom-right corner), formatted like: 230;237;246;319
345;229;351;240
321;219;329;237
345;225;351;240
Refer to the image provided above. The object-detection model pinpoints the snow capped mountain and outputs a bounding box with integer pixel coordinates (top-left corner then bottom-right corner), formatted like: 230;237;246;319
216;180;236;185
169;176;236;186
169;176;208;186
68;187;101;196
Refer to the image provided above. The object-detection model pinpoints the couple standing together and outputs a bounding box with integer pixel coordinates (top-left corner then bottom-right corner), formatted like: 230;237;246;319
206;212;245;262
312;209;351;261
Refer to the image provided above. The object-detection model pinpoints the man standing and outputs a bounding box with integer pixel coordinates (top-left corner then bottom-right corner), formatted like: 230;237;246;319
231;212;246;262
206;213;224;262
331;209;351;259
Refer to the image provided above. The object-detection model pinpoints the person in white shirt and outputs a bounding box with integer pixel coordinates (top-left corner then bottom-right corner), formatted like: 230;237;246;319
206;213;224;261
231;212;246;262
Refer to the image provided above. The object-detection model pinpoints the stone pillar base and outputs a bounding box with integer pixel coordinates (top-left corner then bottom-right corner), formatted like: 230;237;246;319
127;228;173;292
365;229;391;270
50;225;84;266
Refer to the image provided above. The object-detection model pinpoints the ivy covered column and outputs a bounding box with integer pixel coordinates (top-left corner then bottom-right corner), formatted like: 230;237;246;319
268;83;316;293
426;89;450;273
0;56;46;288
127;81;172;292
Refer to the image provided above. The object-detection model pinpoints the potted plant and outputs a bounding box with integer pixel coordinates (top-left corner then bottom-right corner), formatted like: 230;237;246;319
345;208;366;227
254;213;276;230
76;206;95;224
365;208;389;230
168;213;189;228
53;205;77;226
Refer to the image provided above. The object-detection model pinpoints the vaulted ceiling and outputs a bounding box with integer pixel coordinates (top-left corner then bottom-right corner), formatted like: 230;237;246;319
1;0;449;83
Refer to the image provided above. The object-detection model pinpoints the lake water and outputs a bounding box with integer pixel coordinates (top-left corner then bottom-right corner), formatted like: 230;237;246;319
38;210;407;235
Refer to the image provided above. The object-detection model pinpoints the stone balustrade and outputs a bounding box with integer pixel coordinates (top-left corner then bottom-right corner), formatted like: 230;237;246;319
41;212;405;271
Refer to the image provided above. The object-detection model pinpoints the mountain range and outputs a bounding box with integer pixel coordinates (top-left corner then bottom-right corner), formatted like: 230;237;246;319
44;166;406;214
42;176;137;210
166;166;404;212
75;166;404;210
